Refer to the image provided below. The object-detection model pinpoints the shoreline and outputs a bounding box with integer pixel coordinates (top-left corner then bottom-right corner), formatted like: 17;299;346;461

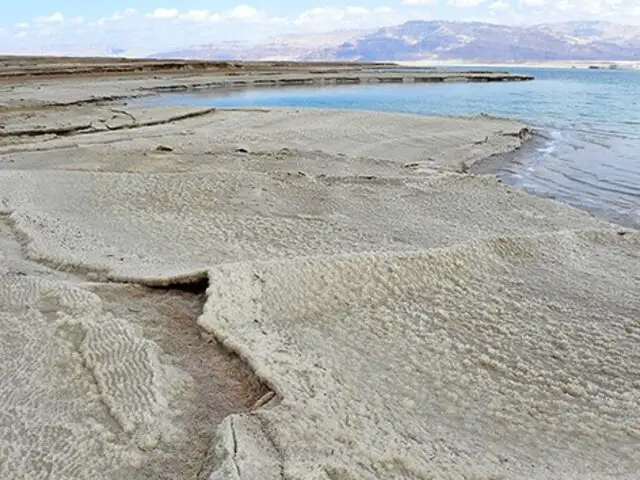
0;60;638;479
0;56;532;108
151;80;639;232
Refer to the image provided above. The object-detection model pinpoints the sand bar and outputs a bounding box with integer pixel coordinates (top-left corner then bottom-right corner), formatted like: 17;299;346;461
0;59;638;479
0;56;532;107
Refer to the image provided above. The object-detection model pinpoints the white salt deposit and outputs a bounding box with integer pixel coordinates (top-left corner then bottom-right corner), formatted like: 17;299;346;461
0;105;638;479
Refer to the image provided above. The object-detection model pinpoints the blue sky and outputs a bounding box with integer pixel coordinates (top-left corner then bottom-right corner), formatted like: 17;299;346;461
2;0;639;55
6;1;370;23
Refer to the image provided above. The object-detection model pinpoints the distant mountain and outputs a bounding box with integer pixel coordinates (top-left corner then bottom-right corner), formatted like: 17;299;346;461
155;29;373;61
153;21;640;62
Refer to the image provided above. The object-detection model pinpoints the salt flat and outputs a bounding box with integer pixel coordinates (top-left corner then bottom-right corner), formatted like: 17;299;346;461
0;64;638;479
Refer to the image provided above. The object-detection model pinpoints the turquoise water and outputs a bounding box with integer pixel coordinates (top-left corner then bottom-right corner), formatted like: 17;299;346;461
147;68;640;227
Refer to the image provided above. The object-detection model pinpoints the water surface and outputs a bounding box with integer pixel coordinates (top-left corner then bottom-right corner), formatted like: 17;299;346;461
147;67;640;228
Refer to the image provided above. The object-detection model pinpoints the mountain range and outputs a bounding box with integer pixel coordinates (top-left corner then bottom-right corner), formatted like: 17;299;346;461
153;21;640;62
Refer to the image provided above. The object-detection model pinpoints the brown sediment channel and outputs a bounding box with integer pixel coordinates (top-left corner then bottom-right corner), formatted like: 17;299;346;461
0;212;273;479
93;283;273;479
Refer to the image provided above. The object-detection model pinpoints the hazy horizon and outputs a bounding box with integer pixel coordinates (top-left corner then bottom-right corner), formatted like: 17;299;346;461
2;1;640;56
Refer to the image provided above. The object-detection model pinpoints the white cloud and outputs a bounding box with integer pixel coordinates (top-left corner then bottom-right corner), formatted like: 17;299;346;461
4;1;640;55
294;7;345;24
112;9;138;20
179;10;212;21
147;5;264;23
34;12;64;24
15;4;404;53
448;0;489;7
555;0;576;11
147;8;180;19
489;0;510;10
402;0;438;5
345;6;369;15
91;9;139;27
291;5;406;29
227;5;262;20
580;0;623;15
268;16;288;24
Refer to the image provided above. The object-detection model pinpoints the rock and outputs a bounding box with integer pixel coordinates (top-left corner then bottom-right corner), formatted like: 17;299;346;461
155;145;174;152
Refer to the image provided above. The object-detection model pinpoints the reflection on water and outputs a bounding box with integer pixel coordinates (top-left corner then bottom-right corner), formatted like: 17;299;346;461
504;128;640;228
145;67;640;228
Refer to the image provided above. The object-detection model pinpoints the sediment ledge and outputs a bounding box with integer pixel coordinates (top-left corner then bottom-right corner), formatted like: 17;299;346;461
0;56;394;80
143;70;533;93
0;56;533;108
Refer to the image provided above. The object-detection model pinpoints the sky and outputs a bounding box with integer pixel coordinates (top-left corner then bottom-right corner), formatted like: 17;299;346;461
1;0;639;55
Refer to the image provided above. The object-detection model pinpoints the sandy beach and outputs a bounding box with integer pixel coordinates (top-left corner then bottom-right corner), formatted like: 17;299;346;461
0;59;638;479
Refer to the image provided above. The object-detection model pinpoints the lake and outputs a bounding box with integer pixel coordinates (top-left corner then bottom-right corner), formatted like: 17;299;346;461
146;67;640;228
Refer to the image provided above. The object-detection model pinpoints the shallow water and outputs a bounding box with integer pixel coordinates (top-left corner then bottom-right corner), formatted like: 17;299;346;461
146;67;640;228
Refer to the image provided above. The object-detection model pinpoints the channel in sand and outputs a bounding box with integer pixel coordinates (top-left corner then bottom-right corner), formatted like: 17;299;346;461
0;214;272;479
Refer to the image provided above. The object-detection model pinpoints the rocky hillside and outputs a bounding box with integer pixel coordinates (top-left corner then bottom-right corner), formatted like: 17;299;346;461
153;21;640;62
